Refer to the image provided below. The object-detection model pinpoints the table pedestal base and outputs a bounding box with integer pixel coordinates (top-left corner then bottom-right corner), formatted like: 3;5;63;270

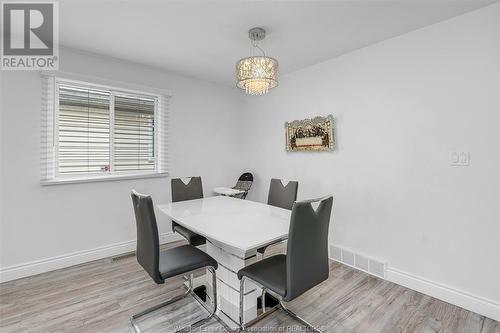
205;242;262;328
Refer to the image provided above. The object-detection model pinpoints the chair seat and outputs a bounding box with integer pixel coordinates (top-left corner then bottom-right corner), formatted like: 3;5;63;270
173;224;206;246
159;245;217;280
237;254;287;297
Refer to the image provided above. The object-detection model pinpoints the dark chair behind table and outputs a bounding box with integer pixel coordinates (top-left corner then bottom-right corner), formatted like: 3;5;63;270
170;177;206;246
257;178;299;255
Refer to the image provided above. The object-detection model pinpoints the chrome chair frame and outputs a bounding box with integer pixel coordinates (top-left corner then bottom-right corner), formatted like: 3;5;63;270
239;276;322;333
130;266;218;333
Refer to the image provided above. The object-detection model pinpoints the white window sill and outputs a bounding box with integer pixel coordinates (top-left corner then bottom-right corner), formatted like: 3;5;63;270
40;172;168;186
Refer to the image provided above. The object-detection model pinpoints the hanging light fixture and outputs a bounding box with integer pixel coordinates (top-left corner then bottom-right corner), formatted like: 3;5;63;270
236;27;278;95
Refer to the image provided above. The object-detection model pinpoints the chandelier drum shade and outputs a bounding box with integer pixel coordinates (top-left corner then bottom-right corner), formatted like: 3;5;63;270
236;56;278;95
236;28;279;95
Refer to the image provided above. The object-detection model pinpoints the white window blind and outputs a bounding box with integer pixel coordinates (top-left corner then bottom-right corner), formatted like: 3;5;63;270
58;85;111;174
40;75;169;183
114;95;155;172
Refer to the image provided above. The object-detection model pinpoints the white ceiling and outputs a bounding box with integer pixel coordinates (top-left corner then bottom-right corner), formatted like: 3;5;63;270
59;1;495;86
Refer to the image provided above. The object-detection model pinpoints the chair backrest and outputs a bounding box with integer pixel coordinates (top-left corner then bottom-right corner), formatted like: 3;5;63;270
284;196;333;301
131;190;163;284
234;173;253;192
234;180;253;191
238;173;253;182
171;177;203;202
267;178;298;210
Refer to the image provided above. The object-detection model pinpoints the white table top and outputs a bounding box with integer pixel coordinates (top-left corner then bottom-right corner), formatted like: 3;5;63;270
213;187;245;196
157;196;291;257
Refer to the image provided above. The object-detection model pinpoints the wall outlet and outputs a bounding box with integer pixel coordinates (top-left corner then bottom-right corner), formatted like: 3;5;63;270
450;151;469;166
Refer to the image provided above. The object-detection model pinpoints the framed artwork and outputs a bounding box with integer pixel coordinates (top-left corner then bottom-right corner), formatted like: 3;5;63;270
285;115;334;152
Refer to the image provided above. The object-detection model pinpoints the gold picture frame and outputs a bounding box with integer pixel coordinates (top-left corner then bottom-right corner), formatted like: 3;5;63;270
285;115;334;151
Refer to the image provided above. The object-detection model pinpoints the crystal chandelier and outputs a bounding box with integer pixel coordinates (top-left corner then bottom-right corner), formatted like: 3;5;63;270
236;28;278;95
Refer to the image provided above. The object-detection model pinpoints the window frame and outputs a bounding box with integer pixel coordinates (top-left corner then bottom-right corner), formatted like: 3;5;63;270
44;77;167;184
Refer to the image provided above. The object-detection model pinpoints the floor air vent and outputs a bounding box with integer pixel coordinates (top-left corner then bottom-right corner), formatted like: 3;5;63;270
112;252;135;262
330;245;387;279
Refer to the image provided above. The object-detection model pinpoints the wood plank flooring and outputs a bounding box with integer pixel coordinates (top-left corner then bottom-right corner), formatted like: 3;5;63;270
1;241;498;333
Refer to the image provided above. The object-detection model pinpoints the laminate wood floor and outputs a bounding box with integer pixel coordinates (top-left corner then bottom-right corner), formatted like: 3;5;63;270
1;241;498;333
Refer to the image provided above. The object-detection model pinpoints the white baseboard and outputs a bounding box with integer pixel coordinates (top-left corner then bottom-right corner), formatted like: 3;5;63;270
386;267;500;322
0;232;184;283
328;242;499;322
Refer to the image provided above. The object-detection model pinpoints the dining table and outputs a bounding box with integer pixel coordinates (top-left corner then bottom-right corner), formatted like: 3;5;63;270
157;195;291;329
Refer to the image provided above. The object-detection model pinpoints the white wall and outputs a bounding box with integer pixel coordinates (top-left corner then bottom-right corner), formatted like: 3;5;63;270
0;71;3;263
242;4;500;319
0;48;244;278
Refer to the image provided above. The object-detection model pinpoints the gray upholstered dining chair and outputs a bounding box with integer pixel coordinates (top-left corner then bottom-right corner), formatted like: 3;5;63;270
171;177;206;246
267;178;299;210
257;178;299;255
237;196;333;332
130;190;219;333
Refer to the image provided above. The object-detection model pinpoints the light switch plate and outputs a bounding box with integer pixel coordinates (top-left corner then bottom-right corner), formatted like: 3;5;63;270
450;151;470;166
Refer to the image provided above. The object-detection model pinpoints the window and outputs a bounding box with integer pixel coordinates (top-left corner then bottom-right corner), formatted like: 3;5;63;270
41;76;169;184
